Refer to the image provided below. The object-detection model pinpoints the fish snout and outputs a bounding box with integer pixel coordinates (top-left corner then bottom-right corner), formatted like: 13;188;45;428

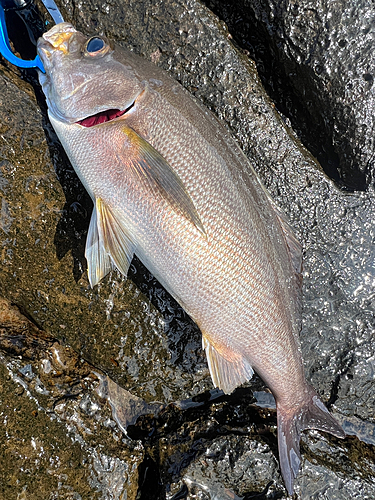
42;22;77;51
37;23;77;70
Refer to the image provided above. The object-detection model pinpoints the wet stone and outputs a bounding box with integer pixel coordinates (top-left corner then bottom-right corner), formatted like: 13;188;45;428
0;298;143;500
295;431;375;499
204;0;375;191
169;435;283;498
0;0;374;498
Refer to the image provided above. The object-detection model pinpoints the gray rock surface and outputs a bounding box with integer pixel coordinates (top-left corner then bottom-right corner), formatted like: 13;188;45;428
0;0;374;498
205;0;375;191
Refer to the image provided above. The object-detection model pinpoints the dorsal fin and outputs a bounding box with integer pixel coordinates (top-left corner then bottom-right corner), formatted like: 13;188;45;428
255;177;302;276
272;203;302;275
257;184;303;335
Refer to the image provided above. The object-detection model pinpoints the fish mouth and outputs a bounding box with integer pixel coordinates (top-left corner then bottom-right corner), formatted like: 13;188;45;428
76;101;135;127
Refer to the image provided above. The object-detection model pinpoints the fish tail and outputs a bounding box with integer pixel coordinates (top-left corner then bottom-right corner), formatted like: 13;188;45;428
277;384;345;495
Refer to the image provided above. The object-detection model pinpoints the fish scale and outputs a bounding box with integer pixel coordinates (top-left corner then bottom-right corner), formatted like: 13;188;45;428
37;22;345;495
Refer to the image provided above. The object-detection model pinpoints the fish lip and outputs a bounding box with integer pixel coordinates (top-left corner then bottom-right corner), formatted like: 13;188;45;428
37;40;53;74
42;22;77;44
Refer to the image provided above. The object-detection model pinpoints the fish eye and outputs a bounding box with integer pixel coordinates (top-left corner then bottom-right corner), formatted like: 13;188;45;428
86;37;106;54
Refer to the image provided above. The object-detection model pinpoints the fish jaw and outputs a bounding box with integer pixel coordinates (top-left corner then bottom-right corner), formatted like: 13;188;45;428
40;22;76;53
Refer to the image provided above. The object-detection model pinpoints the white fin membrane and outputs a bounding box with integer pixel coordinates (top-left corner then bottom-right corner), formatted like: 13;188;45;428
85;205;115;287
202;335;254;395
85;197;137;286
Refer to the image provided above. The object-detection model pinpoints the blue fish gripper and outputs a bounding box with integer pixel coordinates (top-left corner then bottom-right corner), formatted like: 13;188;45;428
0;0;64;72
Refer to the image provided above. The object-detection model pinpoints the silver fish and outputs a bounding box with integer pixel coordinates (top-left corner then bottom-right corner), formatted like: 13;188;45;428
37;23;345;494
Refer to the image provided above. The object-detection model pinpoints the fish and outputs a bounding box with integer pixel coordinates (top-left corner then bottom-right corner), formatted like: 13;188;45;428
37;22;345;494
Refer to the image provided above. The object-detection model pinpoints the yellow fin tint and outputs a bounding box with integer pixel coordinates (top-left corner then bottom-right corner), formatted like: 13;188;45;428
202;334;254;394
85;205;114;287
122;125;205;235
95;197;136;279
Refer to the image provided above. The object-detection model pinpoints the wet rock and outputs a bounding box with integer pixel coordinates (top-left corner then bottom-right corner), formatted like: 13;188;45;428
169;429;375;499
204;0;375;191
0;297;144;500
129;387;279;498
173;435;282;498
0;0;374;498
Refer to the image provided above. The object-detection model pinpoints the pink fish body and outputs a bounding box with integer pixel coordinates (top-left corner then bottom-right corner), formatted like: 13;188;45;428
37;23;345;494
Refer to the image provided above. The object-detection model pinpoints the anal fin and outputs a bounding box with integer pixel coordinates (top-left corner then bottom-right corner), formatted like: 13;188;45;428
202;334;254;395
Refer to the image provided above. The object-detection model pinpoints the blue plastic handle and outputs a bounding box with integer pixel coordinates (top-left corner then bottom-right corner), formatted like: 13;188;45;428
0;2;45;72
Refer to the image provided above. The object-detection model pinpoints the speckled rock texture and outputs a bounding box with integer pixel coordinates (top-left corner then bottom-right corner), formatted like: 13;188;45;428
0;298;143;500
0;0;374;498
204;0;375;191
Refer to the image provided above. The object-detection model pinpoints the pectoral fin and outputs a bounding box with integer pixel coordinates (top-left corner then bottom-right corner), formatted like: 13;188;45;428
122;125;205;235
85;197;137;286
202;334;254;394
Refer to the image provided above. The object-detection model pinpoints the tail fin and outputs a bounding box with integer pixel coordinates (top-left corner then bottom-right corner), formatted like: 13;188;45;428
277;385;345;495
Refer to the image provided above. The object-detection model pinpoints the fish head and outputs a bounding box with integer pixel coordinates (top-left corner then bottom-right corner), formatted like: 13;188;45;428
37;23;145;125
